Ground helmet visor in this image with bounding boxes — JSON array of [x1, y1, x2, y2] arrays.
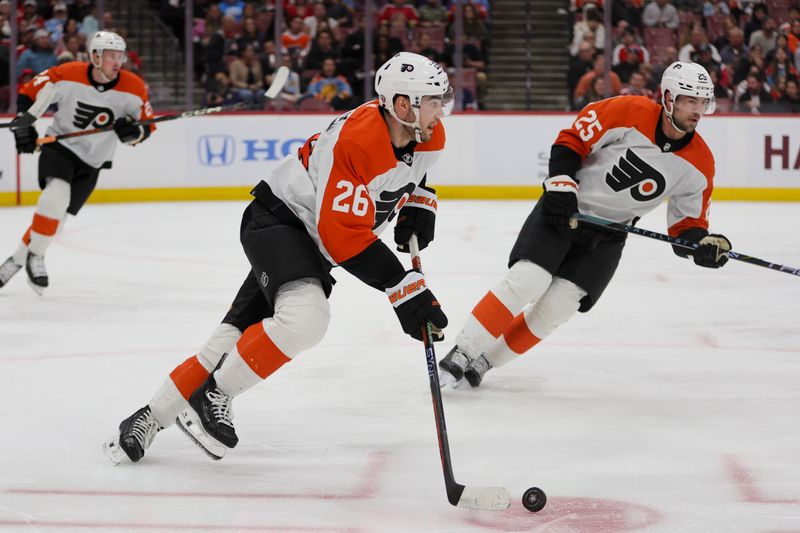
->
[[674, 94, 716, 115], [420, 86, 454, 117]]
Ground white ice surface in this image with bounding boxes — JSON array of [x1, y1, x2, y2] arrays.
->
[[0, 200, 798, 532]]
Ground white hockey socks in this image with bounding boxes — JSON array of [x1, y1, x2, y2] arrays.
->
[[455, 260, 552, 358], [484, 277, 586, 368], [26, 178, 70, 256], [215, 278, 330, 397], [148, 323, 241, 428]]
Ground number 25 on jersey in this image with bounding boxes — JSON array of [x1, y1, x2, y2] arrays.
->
[[574, 109, 603, 142], [332, 180, 370, 217]]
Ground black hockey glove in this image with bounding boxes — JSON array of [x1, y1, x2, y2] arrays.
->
[[10, 112, 38, 154], [394, 185, 437, 253], [113, 116, 146, 144], [541, 175, 579, 230], [692, 234, 732, 268], [385, 269, 448, 342]]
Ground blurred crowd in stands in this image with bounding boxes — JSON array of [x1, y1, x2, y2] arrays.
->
[[568, 0, 800, 113], [159, 0, 492, 111]]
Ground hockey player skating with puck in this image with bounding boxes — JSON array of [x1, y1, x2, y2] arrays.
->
[[439, 61, 733, 388], [104, 52, 452, 464], [0, 31, 154, 295]]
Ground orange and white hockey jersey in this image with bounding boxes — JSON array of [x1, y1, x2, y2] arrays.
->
[[265, 99, 445, 266], [554, 95, 714, 237], [19, 62, 154, 169]]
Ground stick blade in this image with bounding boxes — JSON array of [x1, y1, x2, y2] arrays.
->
[[456, 486, 511, 511], [265, 66, 290, 99]]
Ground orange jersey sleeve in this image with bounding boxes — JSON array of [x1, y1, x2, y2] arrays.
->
[[115, 70, 156, 131]]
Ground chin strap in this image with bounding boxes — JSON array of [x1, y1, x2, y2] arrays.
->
[[389, 107, 423, 143], [664, 94, 688, 135]]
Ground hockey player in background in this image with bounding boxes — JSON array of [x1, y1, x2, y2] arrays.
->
[[439, 61, 733, 388], [0, 31, 154, 294], [104, 52, 452, 464]]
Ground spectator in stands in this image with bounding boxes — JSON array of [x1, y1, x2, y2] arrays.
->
[[69, 0, 93, 22], [410, 31, 439, 60], [327, 0, 353, 27], [15, 24, 37, 57], [574, 53, 622, 100], [55, 19, 82, 55], [788, 20, 800, 58], [282, 15, 312, 58], [707, 66, 732, 99], [374, 28, 404, 65], [573, 74, 607, 109], [735, 70, 773, 113], [621, 70, 654, 97], [18, 67, 34, 85], [218, 0, 246, 23], [45, 2, 68, 44], [102, 11, 118, 33], [19, 0, 44, 30], [643, 0, 679, 29], [749, 17, 778, 56], [775, 77, 800, 112], [17, 28, 57, 76], [733, 43, 765, 84], [207, 70, 244, 106], [377, 0, 420, 27], [569, 41, 596, 98], [81, 3, 99, 35], [56, 34, 87, 64], [744, 3, 767, 45], [720, 27, 748, 67], [679, 26, 721, 63], [765, 46, 798, 86], [202, 4, 224, 37], [711, 16, 737, 51], [449, 3, 488, 45], [0, 12, 9, 40], [305, 29, 340, 70], [703, 0, 729, 17], [612, 28, 651, 65], [570, 6, 605, 56], [419, 0, 448, 25], [238, 16, 266, 55], [612, 0, 644, 32], [304, 2, 338, 38], [306, 56, 353, 110], [613, 42, 647, 83], [229, 43, 265, 105], [276, 54, 302, 105], [207, 16, 242, 75]]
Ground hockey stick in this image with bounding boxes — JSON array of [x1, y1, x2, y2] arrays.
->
[[573, 213, 800, 278], [34, 66, 290, 146], [409, 234, 512, 511]]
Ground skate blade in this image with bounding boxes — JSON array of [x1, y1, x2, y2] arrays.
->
[[102, 436, 128, 466], [438, 370, 464, 390], [26, 279, 45, 296], [176, 409, 227, 461]]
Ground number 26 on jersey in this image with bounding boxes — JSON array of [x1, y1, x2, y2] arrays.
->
[[331, 180, 370, 216]]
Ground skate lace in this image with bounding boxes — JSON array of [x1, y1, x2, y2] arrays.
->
[[0, 258, 21, 281], [207, 389, 235, 428], [27, 254, 47, 278], [131, 410, 160, 449]]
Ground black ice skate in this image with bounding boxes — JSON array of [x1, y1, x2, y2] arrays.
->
[[103, 406, 162, 465], [177, 374, 237, 460], [438, 346, 471, 387], [464, 355, 492, 387], [0, 257, 22, 288], [25, 253, 48, 294]]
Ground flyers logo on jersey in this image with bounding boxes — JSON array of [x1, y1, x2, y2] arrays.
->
[[388, 278, 426, 304], [605, 149, 666, 202], [73, 101, 115, 129]]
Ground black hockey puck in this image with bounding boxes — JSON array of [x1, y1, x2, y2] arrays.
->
[[522, 487, 547, 512]]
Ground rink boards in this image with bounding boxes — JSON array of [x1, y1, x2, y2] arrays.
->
[[1, 111, 798, 205]]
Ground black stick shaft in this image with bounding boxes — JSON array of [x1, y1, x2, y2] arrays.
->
[[574, 213, 800, 278]]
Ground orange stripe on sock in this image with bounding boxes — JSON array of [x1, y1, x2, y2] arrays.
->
[[22, 227, 32, 246], [236, 322, 291, 379], [169, 355, 210, 400], [502, 313, 542, 355], [31, 213, 59, 236], [471, 291, 514, 338]]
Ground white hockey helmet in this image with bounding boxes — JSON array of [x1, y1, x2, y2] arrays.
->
[[660, 61, 716, 125], [375, 52, 453, 141], [89, 31, 127, 67]]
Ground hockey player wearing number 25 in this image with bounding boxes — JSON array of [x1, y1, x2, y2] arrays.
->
[[440, 61, 734, 388], [0, 31, 155, 295], [103, 52, 453, 464]]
